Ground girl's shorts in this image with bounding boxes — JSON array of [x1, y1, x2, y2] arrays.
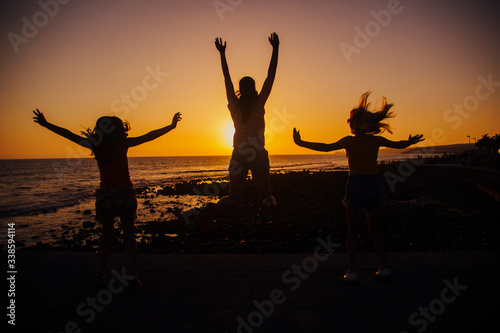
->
[[95, 187, 137, 220], [228, 147, 270, 176], [344, 174, 385, 212]]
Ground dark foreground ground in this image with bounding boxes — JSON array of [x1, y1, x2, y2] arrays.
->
[[9, 163, 500, 332], [12, 251, 500, 333]]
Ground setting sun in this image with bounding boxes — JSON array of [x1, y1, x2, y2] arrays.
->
[[1, 0, 499, 159], [223, 121, 235, 150]]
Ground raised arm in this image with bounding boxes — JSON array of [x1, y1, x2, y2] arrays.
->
[[33, 109, 91, 148], [126, 112, 182, 147], [378, 134, 424, 149], [293, 128, 346, 152], [215, 37, 236, 103], [259, 32, 279, 105]]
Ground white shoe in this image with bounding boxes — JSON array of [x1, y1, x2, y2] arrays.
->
[[375, 268, 391, 279], [343, 272, 358, 283]]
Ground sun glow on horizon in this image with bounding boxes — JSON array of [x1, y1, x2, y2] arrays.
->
[[222, 121, 235, 150], [0, 0, 499, 159]]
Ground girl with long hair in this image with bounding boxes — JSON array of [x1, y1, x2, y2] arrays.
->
[[293, 92, 424, 282], [33, 109, 181, 288], [202, 33, 284, 234]]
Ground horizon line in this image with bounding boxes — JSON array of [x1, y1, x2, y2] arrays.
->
[[0, 142, 472, 161]]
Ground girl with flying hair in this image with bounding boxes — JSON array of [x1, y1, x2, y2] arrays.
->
[[293, 91, 424, 282], [33, 109, 181, 288]]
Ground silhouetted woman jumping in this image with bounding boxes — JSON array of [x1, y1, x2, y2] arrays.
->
[[293, 92, 424, 282], [33, 109, 181, 289], [202, 33, 284, 234]]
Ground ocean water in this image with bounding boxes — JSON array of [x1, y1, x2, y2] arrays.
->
[[0, 154, 420, 247]]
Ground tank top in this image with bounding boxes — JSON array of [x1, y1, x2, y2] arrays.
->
[[228, 98, 265, 149], [343, 135, 380, 175], [96, 155, 133, 189]]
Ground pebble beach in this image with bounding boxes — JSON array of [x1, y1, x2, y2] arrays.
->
[[18, 162, 500, 254]]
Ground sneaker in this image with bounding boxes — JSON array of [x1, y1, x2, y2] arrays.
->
[[375, 267, 391, 279], [130, 276, 142, 288], [343, 272, 358, 283]]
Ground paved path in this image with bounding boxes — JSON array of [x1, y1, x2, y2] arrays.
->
[[12, 251, 500, 333]]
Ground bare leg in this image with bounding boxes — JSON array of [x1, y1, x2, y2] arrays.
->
[[252, 170, 284, 234], [346, 205, 362, 273], [200, 172, 247, 232], [367, 209, 388, 269], [121, 217, 137, 277], [96, 216, 115, 278], [215, 171, 247, 214]]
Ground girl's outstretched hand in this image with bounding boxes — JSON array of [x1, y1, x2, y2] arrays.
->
[[215, 38, 226, 53], [409, 134, 425, 144], [269, 32, 279, 48], [33, 109, 48, 127], [293, 128, 303, 146], [171, 112, 182, 128]]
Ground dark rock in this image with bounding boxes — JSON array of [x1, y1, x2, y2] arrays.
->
[[82, 221, 95, 229]]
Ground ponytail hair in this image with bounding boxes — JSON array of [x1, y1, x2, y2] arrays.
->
[[236, 76, 258, 123], [348, 91, 395, 135]]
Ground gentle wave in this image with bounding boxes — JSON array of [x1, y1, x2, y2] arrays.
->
[[0, 154, 424, 220], [0, 197, 87, 218]]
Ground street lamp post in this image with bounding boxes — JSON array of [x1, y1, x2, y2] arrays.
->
[[467, 135, 470, 151]]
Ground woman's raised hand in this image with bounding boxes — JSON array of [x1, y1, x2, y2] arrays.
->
[[33, 109, 48, 127], [171, 112, 182, 128], [215, 37, 226, 53], [409, 134, 425, 144], [269, 32, 279, 48], [293, 128, 303, 146]]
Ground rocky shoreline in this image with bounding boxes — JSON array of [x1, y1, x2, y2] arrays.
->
[[20, 162, 500, 254]]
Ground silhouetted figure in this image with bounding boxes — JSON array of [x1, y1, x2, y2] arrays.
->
[[202, 33, 284, 234], [293, 92, 424, 282], [33, 109, 181, 288]]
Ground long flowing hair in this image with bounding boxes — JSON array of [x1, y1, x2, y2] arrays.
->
[[348, 91, 395, 135], [82, 116, 130, 161], [236, 76, 258, 123]]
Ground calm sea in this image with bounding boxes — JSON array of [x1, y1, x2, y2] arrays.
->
[[0, 154, 420, 247]]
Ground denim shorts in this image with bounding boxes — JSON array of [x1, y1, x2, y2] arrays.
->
[[95, 187, 137, 220], [228, 147, 270, 176], [344, 174, 385, 212]]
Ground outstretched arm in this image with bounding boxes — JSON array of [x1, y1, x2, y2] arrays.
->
[[259, 32, 279, 105], [126, 112, 182, 147], [33, 109, 91, 148], [293, 128, 346, 152], [378, 134, 425, 149], [215, 37, 236, 103]]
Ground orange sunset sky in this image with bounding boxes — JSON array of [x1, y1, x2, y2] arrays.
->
[[1, 0, 499, 159]]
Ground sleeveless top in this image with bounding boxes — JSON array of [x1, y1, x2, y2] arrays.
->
[[96, 155, 133, 189], [228, 98, 265, 150], [341, 135, 380, 175]]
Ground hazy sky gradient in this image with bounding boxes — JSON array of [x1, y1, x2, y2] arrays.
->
[[1, 0, 499, 159]]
